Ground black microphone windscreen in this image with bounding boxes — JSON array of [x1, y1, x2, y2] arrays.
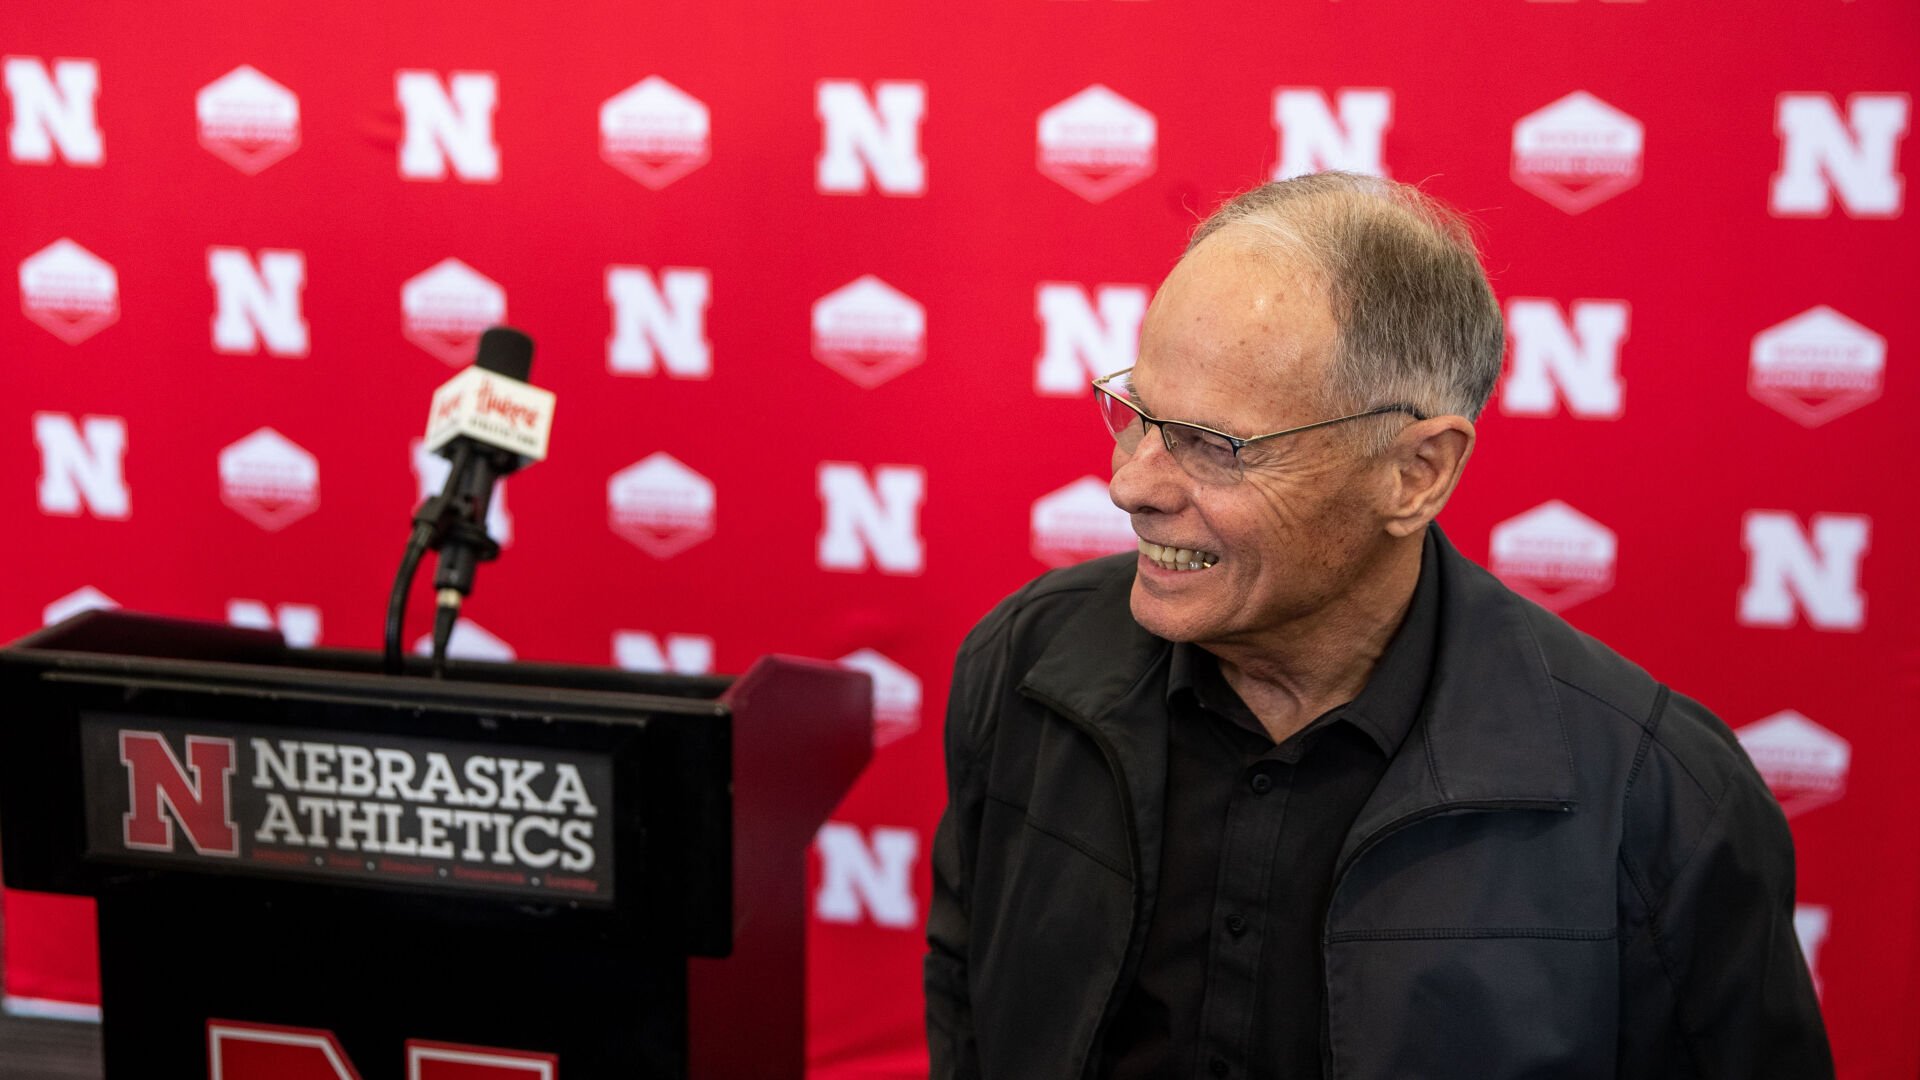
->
[[475, 326, 535, 381]]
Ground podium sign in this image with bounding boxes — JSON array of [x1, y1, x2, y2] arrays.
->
[[81, 715, 618, 904]]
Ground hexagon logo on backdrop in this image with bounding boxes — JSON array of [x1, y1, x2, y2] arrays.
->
[[414, 618, 515, 662], [1488, 499, 1617, 611], [837, 648, 923, 750], [1511, 91, 1644, 214], [1030, 476, 1136, 568], [219, 427, 320, 531], [19, 238, 119, 344], [1795, 904, 1831, 998], [1037, 85, 1157, 203], [607, 452, 716, 557], [196, 65, 300, 175], [600, 76, 711, 189], [401, 257, 506, 366], [1749, 306, 1885, 428], [43, 585, 117, 627], [1736, 710, 1850, 818], [811, 275, 926, 388]]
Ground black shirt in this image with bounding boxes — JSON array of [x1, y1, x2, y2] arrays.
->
[[1102, 537, 1440, 1080]]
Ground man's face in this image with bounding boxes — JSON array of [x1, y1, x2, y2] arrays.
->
[[1110, 232, 1391, 649]]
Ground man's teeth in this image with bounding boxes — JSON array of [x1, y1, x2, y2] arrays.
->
[[1139, 540, 1219, 572]]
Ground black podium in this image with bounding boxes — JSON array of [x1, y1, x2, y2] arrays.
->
[[0, 611, 872, 1079]]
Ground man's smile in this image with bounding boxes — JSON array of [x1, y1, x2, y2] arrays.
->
[[1138, 539, 1219, 572]]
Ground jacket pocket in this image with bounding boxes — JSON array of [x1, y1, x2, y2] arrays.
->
[[1323, 932, 1618, 1080]]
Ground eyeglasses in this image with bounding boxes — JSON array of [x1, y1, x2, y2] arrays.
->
[[1091, 367, 1428, 485]]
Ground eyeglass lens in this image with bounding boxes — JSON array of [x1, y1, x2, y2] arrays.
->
[[1097, 380, 1243, 483]]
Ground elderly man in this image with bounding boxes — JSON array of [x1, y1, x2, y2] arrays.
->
[[925, 173, 1831, 1079]]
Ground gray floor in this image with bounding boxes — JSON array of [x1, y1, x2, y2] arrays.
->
[[0, 1013, 101, 1080], [0, 900, 103, 1080]]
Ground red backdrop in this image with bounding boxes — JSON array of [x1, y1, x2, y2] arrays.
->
[[3, 0, 1915, 1075]]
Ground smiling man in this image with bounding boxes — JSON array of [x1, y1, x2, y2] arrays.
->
[[925, 173, 1831, 1080]]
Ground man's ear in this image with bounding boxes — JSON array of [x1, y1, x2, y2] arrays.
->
[[1382, 416, 1475, 538]]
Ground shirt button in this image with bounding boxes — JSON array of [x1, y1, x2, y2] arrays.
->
[[1209, 1058, 1230, 1078], [1226, 913, 1247, 936], [1249, 771, 1274, 795]]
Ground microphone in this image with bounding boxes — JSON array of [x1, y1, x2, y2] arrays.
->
[[384, 326, 556, 676]]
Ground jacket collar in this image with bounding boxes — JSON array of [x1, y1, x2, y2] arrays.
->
[[1337, 526, 1577, 869], [1017, 525, 1576, 863]]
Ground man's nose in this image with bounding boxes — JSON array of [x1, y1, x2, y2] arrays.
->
[[1109, 425, 1187, 516]]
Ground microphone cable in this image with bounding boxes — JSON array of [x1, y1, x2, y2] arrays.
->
[[382, 519, 434, 676]]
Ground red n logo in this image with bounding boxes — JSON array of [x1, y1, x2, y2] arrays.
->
[[119, 730, 239, 856], [207, 1021, 558, 1077]]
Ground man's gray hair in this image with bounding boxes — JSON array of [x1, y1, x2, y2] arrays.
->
[[1185, 172, 1504, 452]]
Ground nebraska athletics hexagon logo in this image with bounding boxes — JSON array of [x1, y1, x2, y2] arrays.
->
[[43, 585, 117, 627], [401, 258, 506, 366], [837, 648, 922, 750], [1037, 85, 1156, 203], [196, 65, 300, 175], [600, 76, 710, 189], [218, 427, 320, 531], [1735, 710, 1849, 818], [20, 238, 119, 344], [1749, 306, 1885, 428], [812, 276, 926, 388], [1511, 91, 1643, 214], [413, 618, 516, 662], [607, 452, 716, 558], [1489, 500, 1616, 612], [1030, 476, 1136, 568]]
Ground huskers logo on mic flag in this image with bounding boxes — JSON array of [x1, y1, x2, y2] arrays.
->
[[80, 715, 616, 903]]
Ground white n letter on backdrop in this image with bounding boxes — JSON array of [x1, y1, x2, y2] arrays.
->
[[397, 70, 499, 181], [817, 463, 926, 574], [1273, 87, 1391, 180], [1500, 299, 1630, 418], [1771, 93, 1909, 218], [1034, 283, 1148, 396], [816, 80, 927, 195], [35, 412, 128, 519], [1738, 512, 1869, 630], [209, 247, 310, 357], [5, 57, 102, 165], [612, 631, 715, 675], [607, 266, 712, 378], [227, 601, 322, 648], [814, 822, 920, 928]]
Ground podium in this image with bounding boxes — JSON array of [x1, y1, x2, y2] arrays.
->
[[0, 611, 872, 1079]]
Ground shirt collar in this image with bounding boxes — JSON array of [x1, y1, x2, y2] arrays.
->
[[1163, 528, 1441, 757]]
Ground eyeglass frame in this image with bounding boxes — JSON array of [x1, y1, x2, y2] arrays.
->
[[1090, 366, 1431, 476]]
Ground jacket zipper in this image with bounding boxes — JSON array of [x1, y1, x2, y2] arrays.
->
[[1050, 707, 1145, 1080], [1318, 797, 1574, 1078]]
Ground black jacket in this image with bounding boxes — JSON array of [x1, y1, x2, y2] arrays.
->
[[925, 529, 1832, 1079]]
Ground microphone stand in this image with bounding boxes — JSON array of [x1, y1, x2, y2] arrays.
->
[[383, 441, 508, 678]]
